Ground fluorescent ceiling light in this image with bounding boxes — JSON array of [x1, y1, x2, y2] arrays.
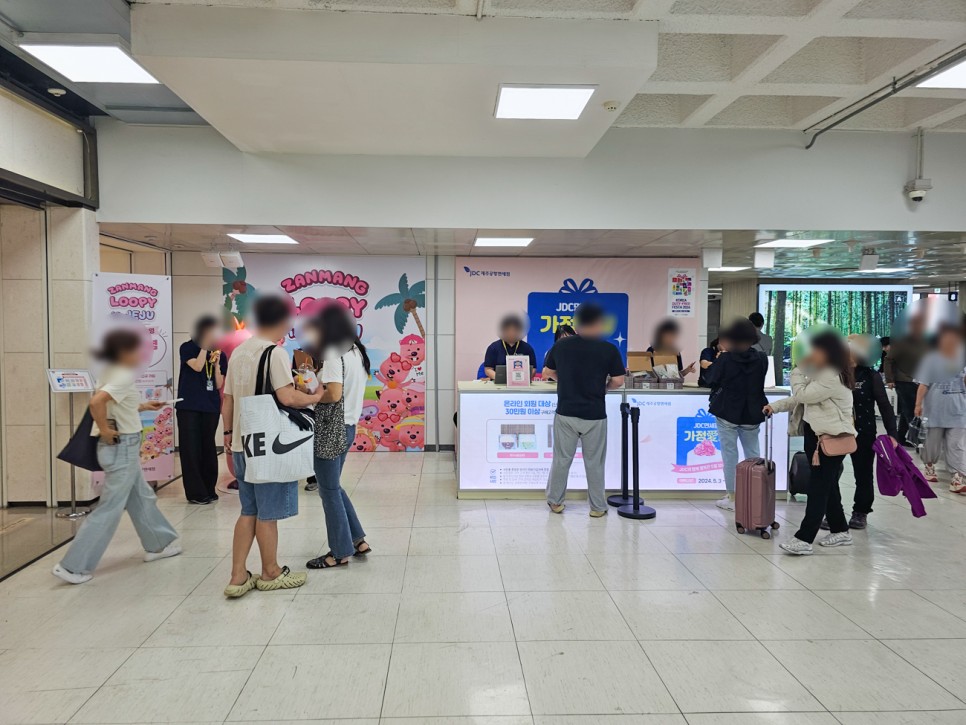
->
[[20, 44, 158, 84], [708, 267, 750, 272], [495, 85, 596, 120], [475, 237, 534, 248], [918, 58, 966, 89], [755, 238, 833, 249], [228, 234, 298, 245], [857, 268, 911, 274]]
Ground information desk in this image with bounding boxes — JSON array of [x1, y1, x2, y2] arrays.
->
[[457, 381, 790, 497]]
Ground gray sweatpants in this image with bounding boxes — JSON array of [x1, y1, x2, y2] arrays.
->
[[922, 427, 966, 475], [546, 414, 608, 512]]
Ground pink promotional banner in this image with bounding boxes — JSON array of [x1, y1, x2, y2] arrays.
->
[[91, 273, 175, 481], [455, 257, 700, 382]]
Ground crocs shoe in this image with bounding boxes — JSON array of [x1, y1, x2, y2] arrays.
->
[[223, 571, 257, 599], [255, 566, 307, 591]]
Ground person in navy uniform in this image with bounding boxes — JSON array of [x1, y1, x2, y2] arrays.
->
[[484, 314, 537, 380]]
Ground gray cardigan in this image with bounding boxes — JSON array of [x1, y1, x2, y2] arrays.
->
[[770, 366, 856, 437]]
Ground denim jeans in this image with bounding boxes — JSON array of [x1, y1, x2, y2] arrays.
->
[[61, 434, 178, 575], [314, 424, 365, 560], [715, 417, 761, 494]]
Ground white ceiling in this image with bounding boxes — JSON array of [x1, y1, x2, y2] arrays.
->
[[98, 222, 966, 284], [131, 0, 966, 144]]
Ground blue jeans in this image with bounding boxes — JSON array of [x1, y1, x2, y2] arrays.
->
[[61, 435, 178, 575], [716, 417, 761, 494], [314, 424, 365, 560], [233, 452, 299, 521]]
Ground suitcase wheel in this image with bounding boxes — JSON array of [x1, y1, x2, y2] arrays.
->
[[760, 529, 771, 540], [735, 524, 746, 534], [771, 521, 780, 530]]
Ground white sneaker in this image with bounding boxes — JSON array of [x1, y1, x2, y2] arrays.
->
[[779, 538, 813, 556], [819, 531, 853, 548], [949, 472, 965, 494], [715, 494, 735, 511], [144, 541, 183, 563], [52, 564, 92, 585]]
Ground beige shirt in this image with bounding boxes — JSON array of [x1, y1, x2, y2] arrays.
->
[[92, 365, 142, 435], [224, 336, 294, 452]]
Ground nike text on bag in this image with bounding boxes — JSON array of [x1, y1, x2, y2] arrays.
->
[[238, 346, 315, 484]]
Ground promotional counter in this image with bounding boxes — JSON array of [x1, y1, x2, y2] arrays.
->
[[456, 381, 790, 498]]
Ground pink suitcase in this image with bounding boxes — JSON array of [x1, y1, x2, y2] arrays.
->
[[733, 417, 780, 539]]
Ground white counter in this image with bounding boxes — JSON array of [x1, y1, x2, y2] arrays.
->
[[457, 381, 790, 497]]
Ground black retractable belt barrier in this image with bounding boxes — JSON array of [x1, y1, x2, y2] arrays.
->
[[618, 406, 657, 520], [608, 402, 643, 507]]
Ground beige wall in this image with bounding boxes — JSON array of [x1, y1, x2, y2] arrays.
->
[[720, 279, 759, 328]]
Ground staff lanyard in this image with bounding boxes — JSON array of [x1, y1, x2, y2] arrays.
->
[[204, 358, 214, 381], [502, 340, 520, 356]]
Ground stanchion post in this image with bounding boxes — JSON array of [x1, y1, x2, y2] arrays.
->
[[56, 391, 91, 520], [618, 406, 656, 520], [608, 402, 642, 508]]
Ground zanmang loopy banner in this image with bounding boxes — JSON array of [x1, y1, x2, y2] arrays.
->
[[236, 256, 427, 453], [527, 277, 629, 368], [92, 273, 175, 481]]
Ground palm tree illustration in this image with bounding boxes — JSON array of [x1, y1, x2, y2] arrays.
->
[[376, 274, 426, 337]]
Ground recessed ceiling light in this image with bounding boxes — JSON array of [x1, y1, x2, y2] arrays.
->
[[228, 234, 298, 245], [857, 268, 911, 274], [918, 58, 966, 89], [707, 267, 750, 272], [475, 237, 534, 248], [754, 239, 833, 249], [495, 85, 596, 120], [20, 44, 158, 84]]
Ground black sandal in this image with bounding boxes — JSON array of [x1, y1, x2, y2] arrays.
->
[[306, 553, 349, 569], [353, 541, 372, 557]]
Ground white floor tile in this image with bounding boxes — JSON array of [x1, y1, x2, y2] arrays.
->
[[72, 645, 263, 723], [0, 646, 133, 693], [534, 717, 686, 725], [764, 639, 964, 712], [815, 590, 966, 639], [299, 555, 407, 594], [610, 590, 752, 641], [145, 593, 295, 647], [394, 592, 514, 643], [714, 590, 869, 640], [382, 642, 530, 717], [229, 644, 391, 720], [271, 593, 400, 644], [507, 590, 634, 641], [404, 555, 504, 593], [409, 526, 496, 555], [650, 526, 757, 554], [518, 640, 677, 715], [412, 504, 490, 528], [587, 553, 705, 591], [882, 638, 966, 697], [914, 590, 966, 621], [684, 715, 839, 725], [676, 554, 805, 591], [643, 640, 823, 713], [2, 688, 94, 724], [834, 713, 966, 724], [499, 554, 603, 591]]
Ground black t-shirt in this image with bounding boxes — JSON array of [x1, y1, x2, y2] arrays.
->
[[484, 339, 537, 371], [544, 335, 625, 420], [176, 340, 227, 414]]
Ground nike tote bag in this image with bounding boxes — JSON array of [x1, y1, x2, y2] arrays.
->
[[238, 346, 316, 484]]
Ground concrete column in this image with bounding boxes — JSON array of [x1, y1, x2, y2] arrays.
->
[[0, 205, 51, 504], [959, 282, 966, 315], [720, 279, 759, 327], [47, 207, 99, 502]]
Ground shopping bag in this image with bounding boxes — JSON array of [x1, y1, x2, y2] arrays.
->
[[238, 346, 315, 484], [57, 409, 102, 472]]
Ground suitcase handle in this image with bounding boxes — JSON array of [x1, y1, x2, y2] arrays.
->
[[764, 412, 773, 463]]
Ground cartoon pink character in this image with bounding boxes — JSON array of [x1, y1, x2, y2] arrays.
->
[[373, 410, 403, 439], [374, 353, 413, 389], [351, 430, 377, 452], [378, 388, 408, 415], [397, 422, 425, 449], [358, 403, 379, 431], [378, 427, 407, 452], [403, 388, 425, 415], [399, 334, 425, 366]]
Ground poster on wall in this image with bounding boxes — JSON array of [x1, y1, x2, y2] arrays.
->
[[455, 257, 701, 382], [234, 256, 426, 453], [92, 273, 174, 481], [667, 268, 696, 317], [458, 392, 623, 490]]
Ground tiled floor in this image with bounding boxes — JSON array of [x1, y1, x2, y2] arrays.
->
[[2, 450, 966, 724]]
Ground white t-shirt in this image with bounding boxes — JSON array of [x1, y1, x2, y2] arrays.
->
[[224, 336, 294, 452], [321, 345, 368, 425], [93, 365, 142, 435]]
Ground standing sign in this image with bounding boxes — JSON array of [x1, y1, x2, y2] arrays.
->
[[506, 355, 530, 387], [92, 273, 174, 481], [46, 369, 95, 393], [239, 255, 427, 452]]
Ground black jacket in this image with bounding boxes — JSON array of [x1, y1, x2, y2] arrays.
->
[[853, 365, 898, 439], [706, 349, 769, 425]]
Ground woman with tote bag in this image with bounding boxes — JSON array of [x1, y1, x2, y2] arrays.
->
[[53, 329, 181, 584], [305, 304, 373, 569]]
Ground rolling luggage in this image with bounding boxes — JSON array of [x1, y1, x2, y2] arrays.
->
[[788, 450, 810, 497], [734, 416, 780, 539]]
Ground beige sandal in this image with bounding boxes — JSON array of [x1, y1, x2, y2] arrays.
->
[[223, 571, 257, 598]]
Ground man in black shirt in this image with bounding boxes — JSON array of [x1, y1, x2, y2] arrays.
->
[[484, 314, 537, 380], [543, 303, 626, 516]]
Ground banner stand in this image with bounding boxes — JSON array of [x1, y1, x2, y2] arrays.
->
[[618, 407, 657, 521], [608, 402, 642, 508]]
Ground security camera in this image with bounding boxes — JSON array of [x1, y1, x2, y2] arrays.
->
[[904, 178, 932, 203]]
